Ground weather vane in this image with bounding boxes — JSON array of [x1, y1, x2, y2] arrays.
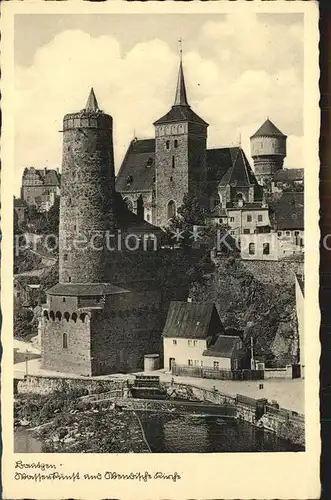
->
[[178, 38, 183, 59]]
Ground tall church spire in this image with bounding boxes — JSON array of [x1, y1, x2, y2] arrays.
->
[[85, 87, 99, 112], [174, 39, 189, 107]]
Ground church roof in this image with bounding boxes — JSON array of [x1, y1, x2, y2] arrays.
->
[[174, 60, 189, 106], [153, 105, 209, 126], [115, 139, 155, 193], [251, 118, 287, 138], [44, 169, 60, 186], [162, 301, 223, 339], [218, 148, 260, 188]]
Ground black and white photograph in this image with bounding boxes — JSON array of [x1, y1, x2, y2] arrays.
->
[[2, 1, 320, 499]]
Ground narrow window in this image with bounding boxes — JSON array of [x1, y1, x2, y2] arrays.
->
[[219, 218, 223, 224], [173, 339, 177, 345], [62, 297, 66, 302], [249, 242, 255, 255], [166, 140, 170, 150], [213, 361, 219, 370], [263, 243, 270, 255], [188, 359, 193, 366], [193, 340, 198, 347], [170, 176, 173, 182], [68, 277, 71, 283], [63, 332, 68, 349], [188, 340, 192, 347], [174, 140, 178, 149], [258, 215, 263, 222], [247, 215, 252, 222], [167, 200, 176, 219], [230, 217, 235, 222], [63, 254, 68, 262], [277, 231, 282, 237], [172, 156, 175, 169]]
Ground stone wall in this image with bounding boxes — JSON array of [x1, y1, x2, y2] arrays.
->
[[264, 366, 292, 379], [17, 374, 126, 396], [258, 412, 305, 447], [41, 309, 92, 376], [90, 289, 163, 375], [240, 259, 304, 285]]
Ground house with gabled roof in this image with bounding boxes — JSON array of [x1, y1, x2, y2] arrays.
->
[[162, 300, 250, 373]]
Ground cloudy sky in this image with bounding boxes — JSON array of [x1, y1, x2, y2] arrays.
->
[[14, 13, 304, 194]]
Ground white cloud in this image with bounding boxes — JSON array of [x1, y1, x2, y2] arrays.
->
[[14, 14, 304, 195]]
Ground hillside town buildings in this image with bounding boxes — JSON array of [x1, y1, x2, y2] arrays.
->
[[21, 167, 61, 211]]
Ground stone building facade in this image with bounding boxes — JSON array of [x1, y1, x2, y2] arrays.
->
[[41, 89, 164, 376]]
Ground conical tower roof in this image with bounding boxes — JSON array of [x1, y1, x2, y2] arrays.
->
[[251, 118, 286, 138], [174, 60, 189, 106], [84, 87, 99, 112]]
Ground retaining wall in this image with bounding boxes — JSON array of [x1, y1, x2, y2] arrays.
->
[[16, 374, 127, 396]]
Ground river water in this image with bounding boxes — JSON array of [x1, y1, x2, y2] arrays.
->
[[14, 413, 303, 453]]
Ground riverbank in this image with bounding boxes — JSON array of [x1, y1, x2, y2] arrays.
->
[[14, 392, 149, 453]]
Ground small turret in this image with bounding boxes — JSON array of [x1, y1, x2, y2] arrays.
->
[[250, 118, 287, 187]]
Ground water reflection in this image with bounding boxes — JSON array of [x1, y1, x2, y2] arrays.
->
[[138, 413, 304, 453]]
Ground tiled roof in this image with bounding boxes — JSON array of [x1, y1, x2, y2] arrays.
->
[[251, 118, 287, 138], [154, 105, 208, 126], [219, 148, 260, 188], [273, 168, 304, 182], [115, 139, 155, 193], [203, 335, 242, 358], [162, 301, 223, 339], [44, 169, 60, 186], [47, 282, 130, 296], [270, 192, 304, 230]]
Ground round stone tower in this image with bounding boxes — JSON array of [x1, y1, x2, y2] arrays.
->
[[59, 88, 116, 283], [250, 118, 287, 187]]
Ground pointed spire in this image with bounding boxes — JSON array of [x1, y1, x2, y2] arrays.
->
[[174, 39, 189, 107], [85, 87, 99, 112]]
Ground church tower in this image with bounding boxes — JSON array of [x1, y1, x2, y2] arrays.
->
[[250, 118, 287, 187], [154, 50, 209, 226]]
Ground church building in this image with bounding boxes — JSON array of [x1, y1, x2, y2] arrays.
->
[[116, 53, 263, 227]]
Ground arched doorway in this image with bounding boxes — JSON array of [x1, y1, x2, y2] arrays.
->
[[167, 200, 176, 220]]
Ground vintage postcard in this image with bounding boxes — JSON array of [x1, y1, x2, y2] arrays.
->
[[1, 1, 320, 499]]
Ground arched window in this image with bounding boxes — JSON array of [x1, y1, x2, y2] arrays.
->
[[80, 313, 87, 323], [72, 312, 78, 323], [63, 332, 68, 349], [167, 200, 176, 220], [50, 311, 55, 321], [166, 140, 170, 150], [137, 195, 144, 220], [43, 310, 49, 320], [123, 197, 133, 211], [55, 311, 62, 321], [64, 312, 70, 322], [249, 243, 255, 255]]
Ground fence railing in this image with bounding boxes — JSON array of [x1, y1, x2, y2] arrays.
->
[[172, 364, 264, 381]]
